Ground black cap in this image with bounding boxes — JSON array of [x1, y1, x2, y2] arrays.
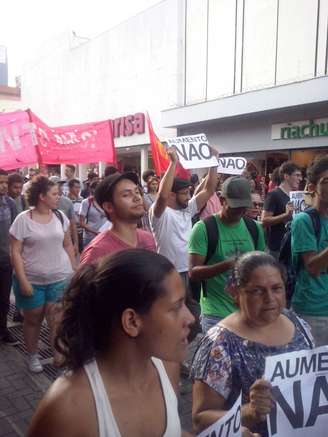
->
[[171, 177, 191, 193], [95, 172, 140, 206]]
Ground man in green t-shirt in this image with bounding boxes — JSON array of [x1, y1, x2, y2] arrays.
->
[[291, 156, 328, 346], [188, 176, 266, 333]]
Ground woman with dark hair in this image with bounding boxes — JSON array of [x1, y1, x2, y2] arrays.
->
[[79, 180, 107, 248], [191, 251, 314, 437], [10, 176, 75, 373], [28, 249, 194, 437], [142, 176, 159, 230]]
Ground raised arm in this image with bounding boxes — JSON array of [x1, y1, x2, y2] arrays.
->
[[152, 147, 178, 218], [194, 166, 218, 211]]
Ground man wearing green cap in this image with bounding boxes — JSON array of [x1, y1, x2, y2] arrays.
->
[[188, 176, 266, 333]]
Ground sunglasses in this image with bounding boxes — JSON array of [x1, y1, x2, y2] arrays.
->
[[252, 202, 264, 207]]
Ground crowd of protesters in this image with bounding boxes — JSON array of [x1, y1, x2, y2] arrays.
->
[[0, 151, 328, 436]]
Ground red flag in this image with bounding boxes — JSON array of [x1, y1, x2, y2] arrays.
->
[[146, 113, 190, 179]]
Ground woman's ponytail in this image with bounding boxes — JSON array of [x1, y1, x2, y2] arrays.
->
[[55, 263, 98, 371]]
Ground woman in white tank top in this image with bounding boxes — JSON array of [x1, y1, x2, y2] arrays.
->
[[27, 249, 195, 437]]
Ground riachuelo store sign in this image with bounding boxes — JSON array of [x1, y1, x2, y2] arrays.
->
[[272, 118, 328, 140]]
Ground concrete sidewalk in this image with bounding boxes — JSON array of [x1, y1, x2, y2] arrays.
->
[[0, 330, 196, 436], [0, 344, 50, 437]]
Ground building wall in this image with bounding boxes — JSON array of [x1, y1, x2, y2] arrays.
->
[[0, 96, 22, 112], [21, 0, 183, 148], [185, 0, 328, 105], [179, 104, 328, 155]]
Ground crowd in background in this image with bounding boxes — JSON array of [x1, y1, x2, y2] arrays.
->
[[0, 151, 328, 437]]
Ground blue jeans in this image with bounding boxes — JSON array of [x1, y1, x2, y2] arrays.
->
[[200, 314, 222, 334]]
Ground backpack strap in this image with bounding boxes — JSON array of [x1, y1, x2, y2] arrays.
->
[[53, 209, 64, 228], [200, 215, 219, 297], [243, 216, 259, 248], [203, 215, 219, 264], [85, 197, 93, 224], [304, 207, 321, 242], [21, 195, 27, 211]]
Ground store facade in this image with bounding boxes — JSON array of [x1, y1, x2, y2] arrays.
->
[[21, 0, 328, 178], [162, 0, 328, 175]]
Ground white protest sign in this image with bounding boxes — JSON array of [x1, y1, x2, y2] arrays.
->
[[166, 133, 218, 170], [217, 157, 247, 175], [264, 346, 328, 437], [290, 191, 306, 216], [197, 392, 242, 437]]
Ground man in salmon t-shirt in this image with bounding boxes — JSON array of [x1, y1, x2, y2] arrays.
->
[[80, 172, 155, 265]]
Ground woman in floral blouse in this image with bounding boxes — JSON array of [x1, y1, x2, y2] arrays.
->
[[191, 251, 314, 437]]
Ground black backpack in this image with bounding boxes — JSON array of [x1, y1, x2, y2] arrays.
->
[[278, 207, 321, 303], [190, 215, 259, 300]]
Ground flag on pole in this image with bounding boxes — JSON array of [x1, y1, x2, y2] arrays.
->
[[146, 113, 190, 179]]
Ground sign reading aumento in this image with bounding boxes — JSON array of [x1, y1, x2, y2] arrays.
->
[[272, 118, 328, 140]]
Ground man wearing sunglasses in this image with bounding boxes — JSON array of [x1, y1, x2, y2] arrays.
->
[[245, 192, 264, 221]]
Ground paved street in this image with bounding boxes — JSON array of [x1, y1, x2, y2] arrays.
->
[[0, 313, 196, 436]]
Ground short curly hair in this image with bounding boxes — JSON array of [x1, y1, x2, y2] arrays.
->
[[26, 176, 56, 207]]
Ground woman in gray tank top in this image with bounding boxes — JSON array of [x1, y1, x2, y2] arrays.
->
[[28, 249, 195, 437]]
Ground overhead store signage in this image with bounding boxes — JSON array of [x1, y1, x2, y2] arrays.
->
[[112, 112, 145, 138], [166, 133, 218, 169], [272, 118, 328, 140], [264, 346, 328, 436]]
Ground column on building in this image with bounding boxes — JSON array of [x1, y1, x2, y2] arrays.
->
[[140, 145, 149, 179], [78, 164, 88, 182], [98, 162, 106, 177]]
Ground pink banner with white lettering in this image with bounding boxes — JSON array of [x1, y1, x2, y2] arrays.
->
[[0, 110, 39, 170], [29, 111, 116, 165]]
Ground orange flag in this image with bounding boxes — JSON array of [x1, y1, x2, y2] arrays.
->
[[146, 113, 190, 179]]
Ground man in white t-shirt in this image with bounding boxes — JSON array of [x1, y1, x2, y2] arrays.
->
[[149, 147, 218, 339]]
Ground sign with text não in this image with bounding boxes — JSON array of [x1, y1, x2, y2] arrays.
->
[[166, 134, 218, 169], [265, 346, 328, 436]]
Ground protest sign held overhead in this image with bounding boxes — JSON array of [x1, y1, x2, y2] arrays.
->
[[146, 113, 190, 178], [217, 157, 247, 175], [166, 134, 218, 170], [197, 392, 242, 437], [264, 346, 328, 437], [290, 191, 306, 216]]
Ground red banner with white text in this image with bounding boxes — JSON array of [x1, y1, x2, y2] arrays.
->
[[0, 110, 39, 170], [29, 111, 116, 165]]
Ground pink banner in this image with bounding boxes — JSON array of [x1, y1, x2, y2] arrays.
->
[[29, 111, 116, 165], [0, 111, 39, 170]]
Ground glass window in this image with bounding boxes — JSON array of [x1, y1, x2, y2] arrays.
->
[[207, 0, 236, 99], [185, 0, 208, 104], [242, 0, 277, 91], [276, 0, 318, 84]]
